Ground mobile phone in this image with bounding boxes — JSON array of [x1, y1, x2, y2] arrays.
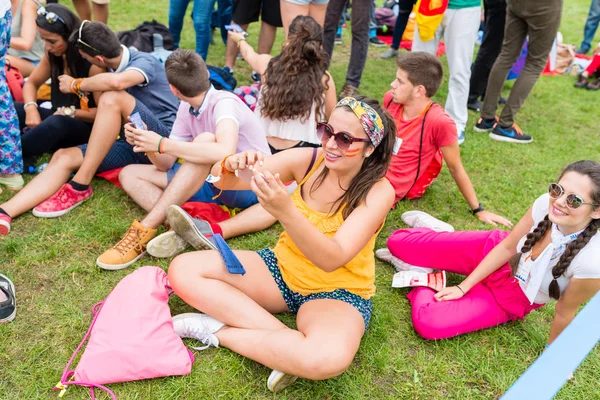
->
[[130, 112, 144, 130], [225, 24, 249, 37]]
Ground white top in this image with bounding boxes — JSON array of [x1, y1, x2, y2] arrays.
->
[[1, 0, 10, 19], [516, 193, 600, 304], [254, 87, 323, 145]]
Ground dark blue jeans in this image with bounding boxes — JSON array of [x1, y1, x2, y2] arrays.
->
[[169, 0, 220, 60], [580, 0, 600, 53], [391, 0, 417, 49]]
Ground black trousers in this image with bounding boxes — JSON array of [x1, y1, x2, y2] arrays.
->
[[468, 0, 507, 103], [15, 103, 93, 159]]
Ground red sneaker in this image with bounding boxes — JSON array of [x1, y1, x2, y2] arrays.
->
[[0, 214, 11, 235], [33, 183, 93, 218]]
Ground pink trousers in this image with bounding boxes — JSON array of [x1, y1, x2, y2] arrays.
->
[[387, 228, 544, 340]]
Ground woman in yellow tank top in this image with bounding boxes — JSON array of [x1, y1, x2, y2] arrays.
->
[[167, 96, 397, 392]]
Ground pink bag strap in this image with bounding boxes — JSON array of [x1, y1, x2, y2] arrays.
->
[[53, 301, 117, 400]]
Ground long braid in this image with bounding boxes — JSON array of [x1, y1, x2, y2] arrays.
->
[[509, 216, 552, 275], [548, 219, 600, 299]]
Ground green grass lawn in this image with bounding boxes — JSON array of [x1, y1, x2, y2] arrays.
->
[[1, 1, 599, 399]]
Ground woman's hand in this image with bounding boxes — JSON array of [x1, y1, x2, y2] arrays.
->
[[228, 30, 247, 46], [224, 151, 265, 173], [434, 286, 466, 302], [125, 124, 162, 153], [476, 210, 513, 228], [25, 106, 42, 129], [250, 170, 293, 218], [58, 74, 75, 94]]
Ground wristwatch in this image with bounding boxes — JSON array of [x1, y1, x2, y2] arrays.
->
[[63, 106, 76, 118], [471, 204, 485, 215]]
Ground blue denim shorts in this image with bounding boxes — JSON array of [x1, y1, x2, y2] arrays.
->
[[166, 162, 259, 209], [257, 248, 373, 330], [284, 0, 329, 4]]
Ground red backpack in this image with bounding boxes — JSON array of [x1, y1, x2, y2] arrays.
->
[[4, 62, 24, 102]]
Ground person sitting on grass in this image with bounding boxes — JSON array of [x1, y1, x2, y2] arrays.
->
[[148, 51, 511, 258], [385, 160, 600, 351], [96, 49, 271, 270], [0, 21, 179, 236], [166, 96, 396, 393], [229, 15, 336, 154], [13, 4, 103, 169], [575, 42, 600, 90]]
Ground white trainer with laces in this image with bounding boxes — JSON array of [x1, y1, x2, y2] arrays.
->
[[172, 313, 225, 350], [147, 231, 188, 258], [375, 248, 434, 274], [267, 370, 298, 393], [401, 211, 454, 232]]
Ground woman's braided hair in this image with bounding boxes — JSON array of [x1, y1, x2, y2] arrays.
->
[[509, 160, 600, 300]]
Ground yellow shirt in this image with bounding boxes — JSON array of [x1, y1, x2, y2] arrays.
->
[[273, 156, 381, 299]]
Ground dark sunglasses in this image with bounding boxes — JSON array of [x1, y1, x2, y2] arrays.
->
[[548, 183, 598, 210], [316, 122, 370, 151], [77, 20, 103, 54], [32, 0, 66, 25]]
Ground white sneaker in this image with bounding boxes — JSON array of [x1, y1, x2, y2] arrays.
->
[[147, 231, 188, 258], [267, 370, 298, 393], [172, 313, 225, 350], [375, 248, 434, 274], [401, 211, 454, 232]]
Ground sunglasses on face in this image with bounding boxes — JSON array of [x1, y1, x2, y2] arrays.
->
[[78, 20, 103, 55], [32, 0, 66, 25], [548, 183, 598, 210], [316, 122, 370, 151]]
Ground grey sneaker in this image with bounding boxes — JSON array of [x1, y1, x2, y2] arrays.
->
[[375, 248, 433, 274], [0, 274, 16, 323], [173, 313, 225, 350], [381, 48, 399, 59], [267, 370, 298, 393], [401, 210, 454, 232], [166, 205, 217, 251], [339, 83, 358, 100], [147, 231, 189, 258]]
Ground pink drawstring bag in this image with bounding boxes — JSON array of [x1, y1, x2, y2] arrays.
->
[[54, 266, 194, 399]]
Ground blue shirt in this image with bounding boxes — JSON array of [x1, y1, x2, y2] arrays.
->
[[113, 46, 179, 129]]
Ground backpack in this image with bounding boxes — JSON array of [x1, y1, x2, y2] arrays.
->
[[208, 65, 237, 92], [375, 8, 397, 34], [4, 62, 24, 102], [117, 20, 175, 53], [53, 267, 194, 399]]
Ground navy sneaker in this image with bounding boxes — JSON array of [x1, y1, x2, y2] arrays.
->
[[489, 123, 532, 144], [457, 130, 465, 145], [0, 274, 16, 323], [474, 117, 497, 132]]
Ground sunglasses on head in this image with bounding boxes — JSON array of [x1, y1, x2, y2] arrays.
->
[[548, 183, 598, 210], [32, 0, 66, 25], [77, 20, 103, 55], [316, 122, 370, 151]]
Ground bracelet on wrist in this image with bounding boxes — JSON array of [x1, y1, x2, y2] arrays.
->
[[455, 285, 465, 295], [237, 37, 246, 46], [471, 204, 485, 215], [157, 137, 164, 154], [24, 102, 38, 110]]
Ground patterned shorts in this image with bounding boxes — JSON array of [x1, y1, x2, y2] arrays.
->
[[256, 248, 373, 330]]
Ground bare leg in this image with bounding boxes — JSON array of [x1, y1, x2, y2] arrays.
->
[[71, 90, 136, 185], [308, 3, 328, 28], [140, 161, 209, 229], [1, 148, 83, 218], [168, 250, 364, 379], [5, 55, 36, 78], [92, 2, 109, 24], [279, 1, 309, 37], [257, 21, 277, 54], [119, 164, 168, 212], [219, 203, 278, 239], [71, 0, 92, 21], [225, 22, 249, 69]]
